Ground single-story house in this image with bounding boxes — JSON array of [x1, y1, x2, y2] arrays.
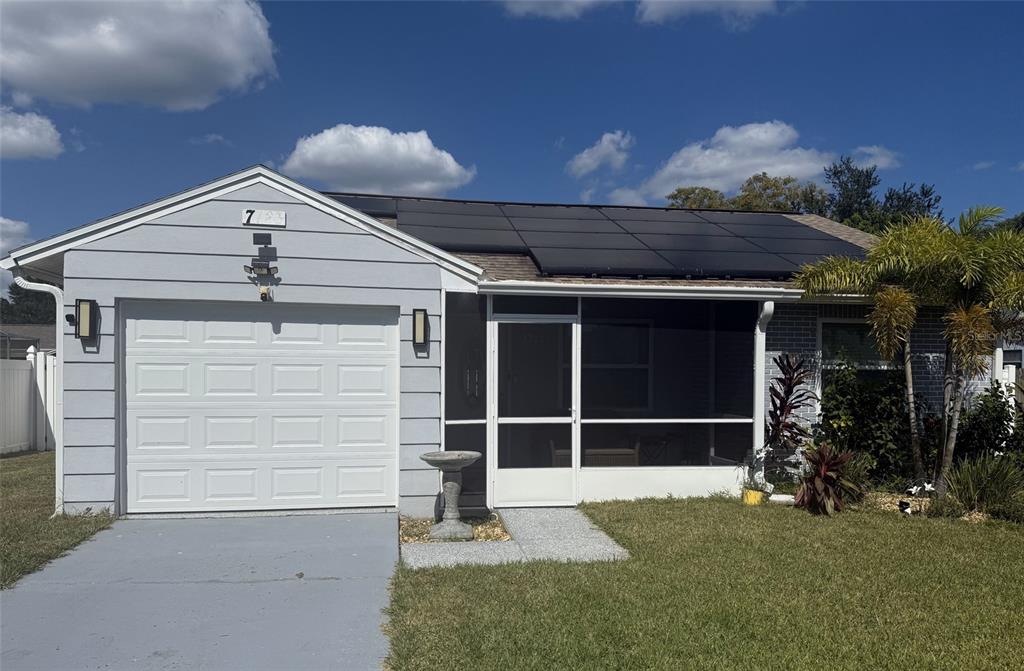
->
[[0, 166, 1001, 517]]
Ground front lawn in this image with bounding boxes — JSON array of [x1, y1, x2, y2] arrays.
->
[[387, 497, 1024, 670], [0, 451, 112, 588]]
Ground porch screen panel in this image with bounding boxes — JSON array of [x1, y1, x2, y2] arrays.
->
[[580, 298, 755, 467], [444, 293, 487, 421], [444, 293, 487, 500]]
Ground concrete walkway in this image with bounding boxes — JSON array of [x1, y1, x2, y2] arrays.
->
[[1, 513, 397, 671], [400, 508, 629, 569]]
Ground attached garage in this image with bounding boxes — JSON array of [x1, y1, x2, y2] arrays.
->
[[124, 301, 400, 512]]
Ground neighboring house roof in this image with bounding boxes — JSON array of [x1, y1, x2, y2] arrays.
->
[[328, 192, 872, 283], [0, 324, 57, 359]]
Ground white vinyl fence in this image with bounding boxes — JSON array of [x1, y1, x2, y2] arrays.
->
[[1, 346, 56, 455]]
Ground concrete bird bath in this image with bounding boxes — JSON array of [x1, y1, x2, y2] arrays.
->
[[419, 450, 482, 541]]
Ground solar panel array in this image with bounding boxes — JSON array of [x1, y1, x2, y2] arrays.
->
[[328, 195, 865, 279]]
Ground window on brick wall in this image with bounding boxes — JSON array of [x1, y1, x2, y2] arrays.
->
[[819, 320, 899, 390]]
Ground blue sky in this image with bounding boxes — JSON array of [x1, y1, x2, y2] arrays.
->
[[2, 0, 1023, 259]]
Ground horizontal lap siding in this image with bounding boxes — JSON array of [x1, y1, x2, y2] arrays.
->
[[61, 186, 447, 513]]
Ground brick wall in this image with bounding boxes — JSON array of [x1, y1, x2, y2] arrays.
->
[[765, 302, 951, 429]]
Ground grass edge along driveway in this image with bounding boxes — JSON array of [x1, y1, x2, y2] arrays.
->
[[386, 497, 1024, 671], [1, 451, 112, 588]]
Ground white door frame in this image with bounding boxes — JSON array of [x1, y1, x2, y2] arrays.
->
[[486, 302, 581, 508]]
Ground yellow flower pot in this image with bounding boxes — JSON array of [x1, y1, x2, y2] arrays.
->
[[742, 488, 767, 506]]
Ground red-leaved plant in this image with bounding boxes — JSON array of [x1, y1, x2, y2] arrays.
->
[[794, 443, 860, 515]]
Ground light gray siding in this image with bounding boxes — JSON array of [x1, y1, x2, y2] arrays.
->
[[60, 184, 450, 514]]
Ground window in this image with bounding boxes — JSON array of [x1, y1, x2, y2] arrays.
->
[[819, 321, 899, 390]]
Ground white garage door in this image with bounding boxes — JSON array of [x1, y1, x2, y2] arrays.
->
[[124, 301, 399, 513]]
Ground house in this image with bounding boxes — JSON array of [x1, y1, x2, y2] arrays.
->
[[2, 166, 977, 517], [0, 324, 57, 359]]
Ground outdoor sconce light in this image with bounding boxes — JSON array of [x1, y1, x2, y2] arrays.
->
[[412, 309, 428, 346], [244, 233, 279, 302], [74, 299, 98, 339]]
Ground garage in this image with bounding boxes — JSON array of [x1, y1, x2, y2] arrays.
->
[[124, 301, 399, 513]]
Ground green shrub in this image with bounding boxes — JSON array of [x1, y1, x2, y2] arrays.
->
[[943, 452, 1024, 515], [956, 383, 1016, 458], [817, 360, 921, 484], [927, 494, 966, 519]]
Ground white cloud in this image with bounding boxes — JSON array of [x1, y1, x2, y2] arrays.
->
[[613, 120, 832, 205], [503, 1, 610, 19], [282, 124, 476, 196], [607, 187, 646, 206], [0, 106, 63, 159], [971, 160, 995, 171], [1014, 161, 1024, 172], [1, 217, 32, 296], [566, 130, 634, 178], [579, 187, 596, 203], [189, 133, 231, 146], [636, 1, 778, 29], [852, 145, 901, 170], [0, 0, 275, 111]]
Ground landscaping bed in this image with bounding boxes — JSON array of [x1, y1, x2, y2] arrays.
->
[[0, 451, 112, 589], [387, 497, 1024, 670], [399, 513, 510, 543]]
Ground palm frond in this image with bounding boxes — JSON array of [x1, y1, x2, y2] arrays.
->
[[958, 206, 1005, 237], [868, 286, 917, 360], [944, 304, 996, 379], [794, 256, 874, 297]]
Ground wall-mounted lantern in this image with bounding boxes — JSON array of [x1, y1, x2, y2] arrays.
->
[[412, 309, 428, 346], [73, 299, 98, 339]]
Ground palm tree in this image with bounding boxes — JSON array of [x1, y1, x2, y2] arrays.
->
[[796, 207, 1024, 495]]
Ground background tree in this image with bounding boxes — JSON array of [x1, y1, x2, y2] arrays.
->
[[667, 174, 829, 214], [1, 282, 55, 324], [824, 156, 880, 223], [665, 186, 730, 210]]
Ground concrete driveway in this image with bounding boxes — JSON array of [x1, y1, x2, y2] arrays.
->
[[0, 512, 398, 671]]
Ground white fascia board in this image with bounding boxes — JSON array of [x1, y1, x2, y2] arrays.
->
[[478, 280, 805, 301], [0, 166, 484, 283]]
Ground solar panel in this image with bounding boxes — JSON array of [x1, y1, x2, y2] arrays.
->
[[745, 237, 865, 256], [331, 195, 397, 217], [397, 225, 526, 252], [509, 217, 622, 233], [600, 208, 707, 223], [659, 251, 797, 276], [715, 223, 835, 240], [501, 205, 606, 219], [366, 195, 867, 279], [612, 219, 724, 236], [519, 231, 645, 250], [398, 211, 513, 230], [696, 212, 804, 227], [638, 234, 763, 253], [397, 199, 505, 216], [532, 248, 675, 275]]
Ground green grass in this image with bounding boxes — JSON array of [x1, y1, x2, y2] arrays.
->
[[387, 498, 1024, 671], [1, 451, 112, 588]]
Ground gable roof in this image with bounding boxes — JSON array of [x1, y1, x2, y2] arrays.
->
[[0, 166, 483, 283], [327, 192, 873, 281]]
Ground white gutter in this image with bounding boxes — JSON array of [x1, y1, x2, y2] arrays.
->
[[752, 301, 775, 453], [13, 274, 64, 516], [478, 280, 804, 301]]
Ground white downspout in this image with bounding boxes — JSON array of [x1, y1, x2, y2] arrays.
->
[[13, 274, 64, 516], [752, 301, 775, 454]]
